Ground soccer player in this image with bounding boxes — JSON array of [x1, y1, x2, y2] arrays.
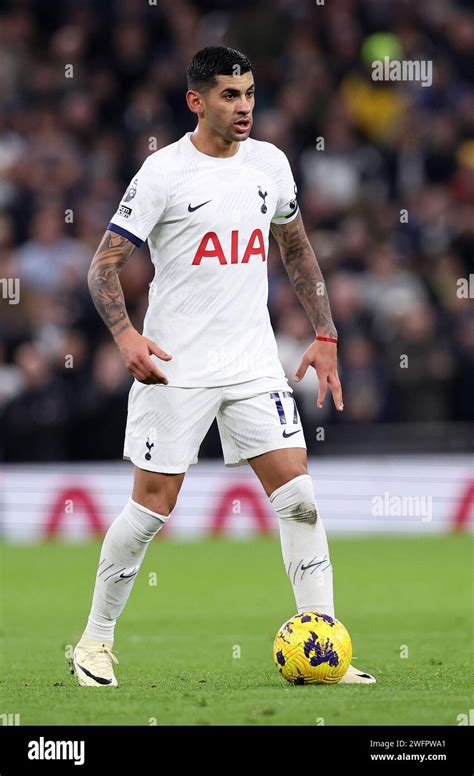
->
[[72, 46, 375, 686]]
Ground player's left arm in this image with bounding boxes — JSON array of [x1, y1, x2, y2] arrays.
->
[[271, 212, 343, 411]]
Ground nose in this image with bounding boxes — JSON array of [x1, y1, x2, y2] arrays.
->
[[237, 95, 252, 113]]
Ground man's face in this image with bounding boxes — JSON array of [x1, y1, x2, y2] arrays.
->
[[199, 72, 255, 142]]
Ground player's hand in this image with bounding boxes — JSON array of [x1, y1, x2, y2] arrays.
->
[[294, 338, 343, 411], [114, 327, 172, 385]]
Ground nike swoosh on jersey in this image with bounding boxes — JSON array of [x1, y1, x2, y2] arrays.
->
[[282, 429, 302, 438], [188, 200, 212, 212]]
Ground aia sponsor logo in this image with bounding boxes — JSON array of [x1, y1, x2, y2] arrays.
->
[[192, 229, 265, 265]]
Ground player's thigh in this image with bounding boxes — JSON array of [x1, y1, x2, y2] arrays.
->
[[125, 383, 221, 478], [132, 466, 185, 516], [248, 447, 308, 497], [218, 384, 308, 494]]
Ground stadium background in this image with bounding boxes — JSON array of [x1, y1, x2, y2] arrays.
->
[[0, 0, 472, 730]]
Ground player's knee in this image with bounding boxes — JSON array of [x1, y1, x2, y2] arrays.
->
[[132, 472, 183, 516], [131, 490, 176, 517], [142, 496, 175, 517], [269, 474, 318, 524], [133, 482, 182, 517]]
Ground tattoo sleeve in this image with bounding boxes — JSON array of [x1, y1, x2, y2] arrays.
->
[[270, 213, 337, 338], [87, 230, 136, 339]]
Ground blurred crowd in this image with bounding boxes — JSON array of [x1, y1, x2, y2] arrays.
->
[[0, 0, 473, 461]]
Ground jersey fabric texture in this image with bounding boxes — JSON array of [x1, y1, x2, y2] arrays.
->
[[108, 132, 299, 388]]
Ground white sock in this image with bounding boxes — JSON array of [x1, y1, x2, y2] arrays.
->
[[270, 474, 335, 618], [82, 498, 168, 643]]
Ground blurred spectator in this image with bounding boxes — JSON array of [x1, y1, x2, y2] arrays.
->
[[385, 304, 455, 422], [362, 244, 429, 342], [0, 342, 70, 461], [339, 335, 388, 423], [71, 342, 131, 461], [0, 340, 22, 410], [13, 205, 90, 293], [453, 315, 474, 421]]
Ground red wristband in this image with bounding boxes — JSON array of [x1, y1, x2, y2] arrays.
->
[[316, 335, 338, 343]]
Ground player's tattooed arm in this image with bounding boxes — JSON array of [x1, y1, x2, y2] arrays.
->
[[270, 213, 337, 339], [271, 213, 343, 411], [87, 230, 135, 340], [87, 229, 172, 384]]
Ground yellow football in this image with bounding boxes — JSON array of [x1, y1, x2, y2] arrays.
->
[[273, 611, 352, 684]]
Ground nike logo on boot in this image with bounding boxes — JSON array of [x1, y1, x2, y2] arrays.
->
[[77, 664, 113, 685]]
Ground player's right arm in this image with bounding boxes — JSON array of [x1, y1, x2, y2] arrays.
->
[[87, 229, 172, 385]]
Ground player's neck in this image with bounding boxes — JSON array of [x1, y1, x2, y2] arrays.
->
[[190, 127, 240, 159]]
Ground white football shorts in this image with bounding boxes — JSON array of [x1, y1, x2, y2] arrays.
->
[[123, 376, 307, 473]]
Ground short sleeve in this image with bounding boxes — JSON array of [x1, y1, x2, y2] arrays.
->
[[271, 151, 299, 224], [107, 156, 167, 246]]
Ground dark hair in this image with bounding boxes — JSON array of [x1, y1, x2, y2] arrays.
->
[[187, 46, 252, 92]]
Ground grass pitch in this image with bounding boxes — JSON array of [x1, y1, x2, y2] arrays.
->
[[0, 534, 472, 726]]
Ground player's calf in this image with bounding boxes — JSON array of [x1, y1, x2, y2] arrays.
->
[[270, 474, 335, 619], [72, 498, 170, 687]]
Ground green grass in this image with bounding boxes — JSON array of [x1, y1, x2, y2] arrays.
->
[[0, 535, 472, 726]]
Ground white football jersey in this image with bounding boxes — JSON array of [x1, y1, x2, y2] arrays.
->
[[108, 132, 299, 387]]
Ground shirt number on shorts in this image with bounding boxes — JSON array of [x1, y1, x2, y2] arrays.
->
[[270, 391, 299, 425]]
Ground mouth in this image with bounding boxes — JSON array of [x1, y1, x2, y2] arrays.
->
[[234, 118, 251, 133]]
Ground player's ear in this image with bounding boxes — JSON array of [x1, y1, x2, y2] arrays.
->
[[186, 90, 203, 115]]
